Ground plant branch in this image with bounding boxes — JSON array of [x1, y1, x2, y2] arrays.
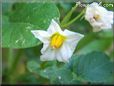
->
[[61, 9, 85, 28], [60, 2, 79, 26]]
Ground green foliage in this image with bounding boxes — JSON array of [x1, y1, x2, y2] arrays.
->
[[76, 31, 113, 55], [72, 52, 114, 84], [2, 3, 60, 48], [39, 66, 75, 84], [9, 3, 60, 29], [2, 1, 114, 85], [27, 60, 40, 73], [2, 20, 40, 48], [27, 60, 81, 84], [27, 52, 114, 84]]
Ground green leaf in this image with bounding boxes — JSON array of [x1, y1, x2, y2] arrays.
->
[[2, 3, 13, 16], [98, 30, 113, 38], [24, 44, 42, 59], [17, 72, 49, 84], [27, 60, 40, 73], [2, 3, 60, 48], [76, 33, 97, 51], [27, 60, 81, 84], [77, 38, 112, 54], [9, 3, 60, 29], [76, 33, 112, 55], [72, 52, 114, 83], [39, 66, 75, 84], [2, 20, 40, 48]]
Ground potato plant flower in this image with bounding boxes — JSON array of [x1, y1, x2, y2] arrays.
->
[[31, 19, 84, 62], [85, 2, 113, 32]]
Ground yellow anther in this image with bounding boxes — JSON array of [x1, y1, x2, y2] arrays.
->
[[93, 14, 101, 21], [50, 32, 66, 49]]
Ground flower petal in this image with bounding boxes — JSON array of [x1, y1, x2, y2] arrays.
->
[[105, 11, 113, 24], [64, 29, 84, 51], [59, 43, 73, 63], [64, 29, 84, 42], [41, 43, 50, 54], [55, 51, 64, 62], [40, 47, 56, 61], [85, 5, 95, 22], [31, 30, 50, 43], [109, 11, 113, 24], [47, 19, 62, 34]]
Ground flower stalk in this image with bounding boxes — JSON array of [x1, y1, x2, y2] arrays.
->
[[61, 9, 85, 28], [60, 2, 79, 26]]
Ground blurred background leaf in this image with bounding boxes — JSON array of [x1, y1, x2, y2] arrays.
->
[[76, 32, 113, 55], [27, 60, 82, 84], [9, 3, 60, 29], [2, 3, 60, 48], [26, 51, 114, 84], [71, 52, 114, 84]]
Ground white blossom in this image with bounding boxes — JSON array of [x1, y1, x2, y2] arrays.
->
[[31, 19, 84, 63], [85, 2, 113, 32]]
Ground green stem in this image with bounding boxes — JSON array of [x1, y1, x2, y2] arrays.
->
[[10, 50, 22, 73], [7, 49, 22, 83], [60, 2, 79, 25], [61, 9, 85, 28], [8, 49, 13, 70], [7, 48, 14, 83]]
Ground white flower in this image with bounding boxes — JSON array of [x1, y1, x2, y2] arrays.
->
[[85, 2, 113, 32], [31, 19, 84, 63]]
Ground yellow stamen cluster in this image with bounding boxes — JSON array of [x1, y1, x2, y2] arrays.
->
[[93, 14, 101, 21], [50, 32, 66, 49]]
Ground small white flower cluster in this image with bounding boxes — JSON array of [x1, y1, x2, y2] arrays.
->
[[31, 2, 113, 63], [85, 2, 113, 32]]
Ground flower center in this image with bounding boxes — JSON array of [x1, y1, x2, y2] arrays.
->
[[93, 14, 100, 21], [50, 32, 66, 49]]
